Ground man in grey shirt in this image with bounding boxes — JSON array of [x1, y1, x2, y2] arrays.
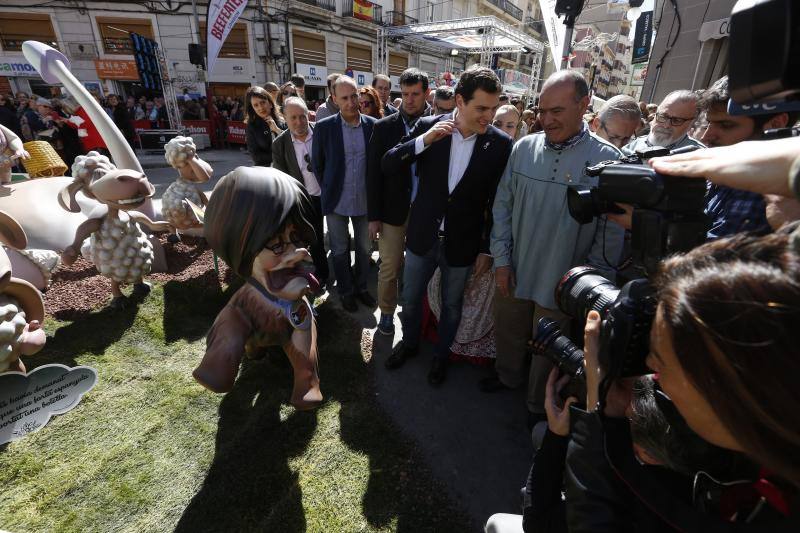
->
[[484, 71, 625, 425], [624, 90, 705, 155], [315, 73, 342, 122]]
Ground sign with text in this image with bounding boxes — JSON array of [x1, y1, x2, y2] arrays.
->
[[0, 364, 97, 444], [227, 121, 246, 144], [538, 0, 567, 70], [0, 56, 39, 77], [632, 11, 653, 64], [183, 120, 211, 136], [94, 59, 139, 80], [295, 63, 327, 87], [698, 17, 730, 42], [207, 0, 248, 75], [351, 70, 373, 88]]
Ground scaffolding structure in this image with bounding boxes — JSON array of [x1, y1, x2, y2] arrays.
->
[[377, 16, 545, 96]]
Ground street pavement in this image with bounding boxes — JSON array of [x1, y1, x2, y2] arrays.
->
[[139, 146, 532, 529]]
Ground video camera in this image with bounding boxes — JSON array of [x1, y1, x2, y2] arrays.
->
[[567, 146, 709, 276]]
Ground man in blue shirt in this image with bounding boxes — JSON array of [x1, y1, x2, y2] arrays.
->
[[699, 76, 797, 240]]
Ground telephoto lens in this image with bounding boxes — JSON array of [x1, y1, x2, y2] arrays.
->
[[555, 266, 619, 320], [531, 318, 585, 380]]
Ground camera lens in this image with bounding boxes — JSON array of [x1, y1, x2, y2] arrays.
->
[[531, 318, 585, 379], [556, 266, 619, 319]]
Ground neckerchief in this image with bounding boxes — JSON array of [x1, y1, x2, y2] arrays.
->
[[545, 122, 589, 150], [247, 276, 312, 331]]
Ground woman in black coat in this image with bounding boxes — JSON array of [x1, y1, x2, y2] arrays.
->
[[244, 86, 284, 167], [107, 94, 135, 148]]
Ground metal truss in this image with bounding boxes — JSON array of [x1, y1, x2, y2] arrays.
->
[[377, 16, 545, 73]]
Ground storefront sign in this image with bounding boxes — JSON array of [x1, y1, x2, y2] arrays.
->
[[698, 17, 730, 42], [227, 121, 247, 144], [208, 59, 251, 81], [390, 75, 400, 93], [93, 59, 139, 80], [207, 0, 248, 74], [632, 11, 653, 64], [0, 57, 39, 77], [295, 63, 328, 87], [352, 70, 373, 87]]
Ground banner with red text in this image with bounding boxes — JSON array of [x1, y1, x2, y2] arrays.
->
[[227, 121, 246, 144], [207, 0, 248, 75]]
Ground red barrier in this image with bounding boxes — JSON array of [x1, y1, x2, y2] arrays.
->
[[227, 121, 246, 144], [182, 120, 211, 137]]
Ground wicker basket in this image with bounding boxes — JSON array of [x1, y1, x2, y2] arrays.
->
[[21, 141, 68, 178]]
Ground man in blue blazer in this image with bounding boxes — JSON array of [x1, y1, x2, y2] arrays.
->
[[381, 66, 513, 385], [312, 76, 377, 312]]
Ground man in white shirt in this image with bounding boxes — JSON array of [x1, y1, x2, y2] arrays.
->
[[381, 66, 513, 386], [272, 96, 328, 290]]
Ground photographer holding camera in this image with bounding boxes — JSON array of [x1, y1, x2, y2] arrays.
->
[[483, 71, 624, 428], [561, 230, 800, 531]]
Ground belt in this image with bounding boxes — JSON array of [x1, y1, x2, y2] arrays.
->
[[437, 230, 446, 240]]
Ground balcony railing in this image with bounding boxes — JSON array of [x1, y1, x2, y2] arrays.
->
[[296, 0, 337, 10], [485, 0, 523, 21], [385, 10, 418, 26], [524, 16, 543, 34], [343, 0, 384, 24]]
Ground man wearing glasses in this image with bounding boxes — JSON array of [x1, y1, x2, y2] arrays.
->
[[590, 95, 642, 149], [272, 97, 329, 293], [623, 90, 704, 155]]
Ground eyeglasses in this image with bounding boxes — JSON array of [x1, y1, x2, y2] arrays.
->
[[264, 231, 309, 255], [359, 100, 375, 108], [282, 91, 294, 96], [654, 112, 695, 127], [600, 124, 632, 146], [303, 153, 313, 173]]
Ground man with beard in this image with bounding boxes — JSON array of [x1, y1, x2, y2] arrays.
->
[[367, 68, 431, 336], [699, 76, 797, 239], [623, 90, 704, 154]]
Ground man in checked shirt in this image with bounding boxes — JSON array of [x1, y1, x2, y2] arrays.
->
[[699, 76, 799, 239]]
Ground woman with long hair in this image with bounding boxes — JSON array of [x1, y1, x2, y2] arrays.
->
[[244, 86, 284, 166], [492, 104, 521, 140], [277, 82, 297, 108], [358, 86, 383, 120]]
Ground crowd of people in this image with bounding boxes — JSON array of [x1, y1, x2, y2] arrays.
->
[[242, 64, 800, 531]]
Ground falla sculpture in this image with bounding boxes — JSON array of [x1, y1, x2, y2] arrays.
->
[[161, 136, 211, 242], [192, 167, 322, 410], [0, 210, 46, 373]]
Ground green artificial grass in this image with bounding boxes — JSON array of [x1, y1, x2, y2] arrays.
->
[[0, 280, 472, 533]]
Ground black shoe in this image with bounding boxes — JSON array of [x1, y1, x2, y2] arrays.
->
[[385, 341, 418, 370], [356, 290, 377, 308], [428, 358, 447, 386], [479, 375, 513, 393], [341, 294, 358, 312]]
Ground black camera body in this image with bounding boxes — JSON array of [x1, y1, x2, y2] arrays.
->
[[567, 161, 709, 275], [531, 267, 656, 383]]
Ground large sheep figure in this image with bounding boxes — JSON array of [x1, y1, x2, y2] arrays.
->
[[59, 152, 172, 309], [161, 136, 211, 241]]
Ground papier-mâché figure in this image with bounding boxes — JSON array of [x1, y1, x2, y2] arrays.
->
[[0, 210, 46, 373], [0, 123, 30, 185], [161, 136, 211, 241], [193, 167, 322, 410], [59, 152, 172, 309]]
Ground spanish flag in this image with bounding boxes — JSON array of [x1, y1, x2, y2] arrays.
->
[[353, 0, 374, 21]]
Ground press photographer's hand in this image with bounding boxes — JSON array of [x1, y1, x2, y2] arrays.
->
[[650, 137, 800, 197], [545, 368, 578, 437]]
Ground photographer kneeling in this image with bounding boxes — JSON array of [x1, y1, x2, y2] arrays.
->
[[566, 230, 800, 531]]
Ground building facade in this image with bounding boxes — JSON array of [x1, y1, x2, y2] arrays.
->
[[641, 0, 733, 103], [0, 0, 543, 103]]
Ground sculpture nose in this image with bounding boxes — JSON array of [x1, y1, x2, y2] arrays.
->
[[0, 249, 12, 292]]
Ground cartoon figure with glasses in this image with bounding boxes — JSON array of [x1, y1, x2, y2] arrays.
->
[[192, 166, 323, 410]]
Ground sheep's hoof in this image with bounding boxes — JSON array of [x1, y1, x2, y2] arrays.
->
[[167, 233, 181, 244], [133, 281, 152, 297], [109, 296, 128, 310]]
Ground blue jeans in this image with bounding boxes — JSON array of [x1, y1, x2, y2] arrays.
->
[[326, 213, 370, 297], [401, 239, 473, 360]]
